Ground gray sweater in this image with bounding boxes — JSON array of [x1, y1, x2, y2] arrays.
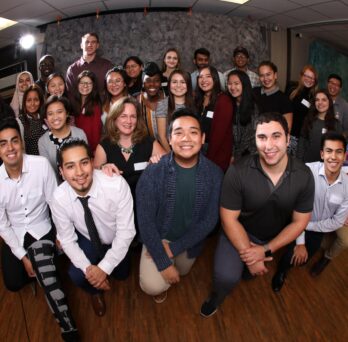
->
[[38, 126, 87, 179]]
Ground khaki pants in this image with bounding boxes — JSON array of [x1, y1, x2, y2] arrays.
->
[[322, 225, 348, 259], [139, 245, 196, 296]]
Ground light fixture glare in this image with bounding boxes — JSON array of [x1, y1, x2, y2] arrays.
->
[[19, 34, 35, 49]]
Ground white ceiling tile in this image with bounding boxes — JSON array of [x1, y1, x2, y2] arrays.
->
[[0, 1, 32, 14], [60, 2, 108, 17], [265, 14, 301, 27], [1, 2, 55, 22], [247, 0, 301, 12], [290, 0, 329, 5], [309, 1, 348, 18], [229, 5, 275, 19], [104, 0, 149, 11], [285, 6, 330, 22], [194, 0, 239, 14]]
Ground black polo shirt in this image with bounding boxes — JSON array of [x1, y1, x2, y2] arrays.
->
[[221, 155, 314, 241], [253, 87, 293, 115]]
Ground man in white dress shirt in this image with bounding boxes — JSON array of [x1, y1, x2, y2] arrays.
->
[[0, 118, 78, 342], [272, 131, 348, 291], [51, 138, 135, 316]]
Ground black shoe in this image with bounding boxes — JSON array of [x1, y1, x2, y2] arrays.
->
[[61, 330, 80, 342], [242, 266, 255, 281], [310, 256, 330, 277], [200, 297, 218, 318], [272, 271, 286, 292]]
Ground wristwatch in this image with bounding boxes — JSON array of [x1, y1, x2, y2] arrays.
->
[[263, 244, 273, 257]]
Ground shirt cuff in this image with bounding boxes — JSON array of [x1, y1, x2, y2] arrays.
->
[[13, 246, 27, 260], [296, 231, 305, 245], [98, 259, 114, 275]]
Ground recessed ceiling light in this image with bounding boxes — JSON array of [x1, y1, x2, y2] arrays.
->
[[19, 34, 35, 49], [0, 17, 17, 31], [220, 0, 249, 4]]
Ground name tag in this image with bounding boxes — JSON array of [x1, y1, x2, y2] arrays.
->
[[206, 111, 214, 119], [134, 162, 148, 171], [161, 82, 168, 87], [335, 112, 340, 119], [301, 98, 310, 108], [322, 128, 327, 134]]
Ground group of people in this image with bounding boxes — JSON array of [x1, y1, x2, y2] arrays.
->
[[1, 31, 348, 341]]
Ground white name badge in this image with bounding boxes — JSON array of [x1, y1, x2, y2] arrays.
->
[[322, 128, 327, 134], [161, 82, 168, 87], [301, 98, 310, 108], [206, 111, 214, 119], [134, 162, 148, 171]]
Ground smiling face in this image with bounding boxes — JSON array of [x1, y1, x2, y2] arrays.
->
[[256, 120, 289, 169], [78, 76, 93, 97], [198, 67, 214, 94], [18, 73, 32, 92], [227, 74, 243, 102], [170, 73, 188, 98], [315, 92, 330, 115], [259, 65, 277, 91], [25, 90, 41, 115], [59, 145, 93, 196], [115, 103, 137, 137], [46, 101, 68, 133], [169, 115, 205, 168], [125, 59, 142, 79], [164, 51, 179, 70], [327, 77, 341, 99], [47, 76, 65, 96], [233, 53, 248, 70], [194, 53, 209, 70], [0, 128, 24, 171], [302, 69, 316, 88], [143, 74, 162, 98], [81, 34, 99, 57], [321, 139, 345, 180], [106, 71, 126, 99], [39, 57, 54, 78]]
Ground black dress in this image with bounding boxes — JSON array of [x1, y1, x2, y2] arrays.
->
[[100, 136, 154, 197]]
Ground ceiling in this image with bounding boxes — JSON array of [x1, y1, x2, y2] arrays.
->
[[1, 0, 348, 53]]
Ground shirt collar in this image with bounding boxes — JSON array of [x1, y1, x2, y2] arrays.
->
[[319, 163, 343, 185], [251, 154, 291, 172], [0, 153, 29, 180], [261, 85, 279, 96], [78, 55, 97, 65]]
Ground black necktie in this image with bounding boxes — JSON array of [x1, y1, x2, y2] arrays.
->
[[78, 196, 104, 259]]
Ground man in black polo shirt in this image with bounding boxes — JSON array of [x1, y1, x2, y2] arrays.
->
[[200, 112, 315, 317]]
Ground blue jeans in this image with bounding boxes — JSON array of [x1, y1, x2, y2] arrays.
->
[[68, 232, 131, 294]]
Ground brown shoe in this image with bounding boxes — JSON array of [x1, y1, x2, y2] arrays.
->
[[91, 293, 106, 316], [310, 256, 331, 277]]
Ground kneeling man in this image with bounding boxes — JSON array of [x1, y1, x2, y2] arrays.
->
[[51, 138, 135, 316], [136, 108, 223, 303]]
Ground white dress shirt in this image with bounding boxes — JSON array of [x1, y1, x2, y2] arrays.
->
[[296, 162, 348, 244], [51, 170, 135, 275], [0, 154, 57, 259]]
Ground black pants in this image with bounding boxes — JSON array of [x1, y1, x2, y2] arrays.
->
[[1, 229, 55, 291], [277, 230, 324, 273]]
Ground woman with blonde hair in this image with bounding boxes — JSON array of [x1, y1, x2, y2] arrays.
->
[[10, 71, 34, 117], [288, 64, 318, 154], [94, 96, 165, 198]]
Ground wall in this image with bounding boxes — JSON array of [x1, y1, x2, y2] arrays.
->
[[270, 29, 287, 91], [42, 11, 268, 77]]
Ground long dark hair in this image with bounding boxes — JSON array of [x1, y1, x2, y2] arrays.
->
[[195, 66, 221, 114], [103, 67, 129, 114], [21, 84, 45, 133], [123, 56, 143, 91], [302, 89, 336, 138], [168, 69, 194, 121], [73, 70, 101, 117], [227, 70, 255, 126]]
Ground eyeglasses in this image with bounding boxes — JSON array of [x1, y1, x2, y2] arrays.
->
[[79, 81, 93, 87], [107, 79, 124, 85], [328, 80, 341, 88], [303, 74, 315, 81]]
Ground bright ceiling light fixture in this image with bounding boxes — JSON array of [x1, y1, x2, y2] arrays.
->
[[19, 34, 35, 49], [0, 17, 17, 31], [220, 0, 249, 4]]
